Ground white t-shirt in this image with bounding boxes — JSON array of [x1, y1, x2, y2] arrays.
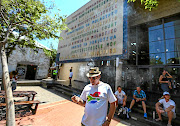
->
[[80, 81, 117, 126], [159, 98, 176, 113], [12, 76, 17, 83], [115, 90, 126, 104], [69, 72, 73, 78]]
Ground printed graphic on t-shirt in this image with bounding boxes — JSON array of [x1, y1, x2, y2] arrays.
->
[[87, 92, 100, 104]]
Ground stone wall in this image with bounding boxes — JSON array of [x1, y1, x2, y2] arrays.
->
[[0, 46, 50, 79]]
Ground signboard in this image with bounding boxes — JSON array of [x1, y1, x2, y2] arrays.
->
[[58, 0, 124, 61]]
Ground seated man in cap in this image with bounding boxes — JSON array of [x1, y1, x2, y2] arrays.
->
[[155, 92, 176, 126], [71, 67, 117, 126]]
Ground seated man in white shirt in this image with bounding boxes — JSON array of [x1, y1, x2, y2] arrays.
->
[[115, 86, 127, 110], [155, 92, 176, 126]]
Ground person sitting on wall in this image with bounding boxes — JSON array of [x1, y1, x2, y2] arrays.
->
[[159, 70, 173, 92], [128, 86, 147, 118], [115, 86, 127, 109], [155, 92, 176, 126]]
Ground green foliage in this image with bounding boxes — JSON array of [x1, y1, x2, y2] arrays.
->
[[43, 46, 57, 67], [128, 0, 159, 11], [0, 0, 68, 55], [150, 57, 163, 64]]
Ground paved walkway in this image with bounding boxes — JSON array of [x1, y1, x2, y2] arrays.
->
[[15, 86, 70, 104], [0, 100, 131, 126], [0, 86, 147, 126]]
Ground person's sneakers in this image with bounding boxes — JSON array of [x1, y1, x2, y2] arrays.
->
[[155, 118, 162, 122], [128, 108, 131, 113], [144, 113, 147, 118]]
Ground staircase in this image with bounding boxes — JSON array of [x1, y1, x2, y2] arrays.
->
[[51, 83, 82, 97]]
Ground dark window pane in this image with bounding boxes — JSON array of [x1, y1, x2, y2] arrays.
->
[[148, 24, 163, 31], [149, 28, 164, 42], [166, 52, 180, 64], [164, 22, 174, 27], [165, 26, 175, 39], [175, 39, 180, 52], [138, 54, 149, 65], [149, 41, 164, 53], [175, 28, 180, 38], [166, 39, 175, 52]]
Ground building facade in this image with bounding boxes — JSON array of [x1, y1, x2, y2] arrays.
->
[[58, 0, 127, 91], [0, 43, 51, 80], [57, 0, 180, 99]]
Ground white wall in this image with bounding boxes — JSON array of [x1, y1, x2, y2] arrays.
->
[[0, 47, 50, 79]]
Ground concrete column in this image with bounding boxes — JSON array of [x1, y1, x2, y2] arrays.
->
[[115, 59, 123, 90]]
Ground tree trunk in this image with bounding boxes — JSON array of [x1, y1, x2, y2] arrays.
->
[[0, 44, 15, 126]]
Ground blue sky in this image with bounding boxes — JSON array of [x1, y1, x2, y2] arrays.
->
[[38, 0, 90, 49]]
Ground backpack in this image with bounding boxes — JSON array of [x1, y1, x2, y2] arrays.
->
[[117, 107, 130, 119]]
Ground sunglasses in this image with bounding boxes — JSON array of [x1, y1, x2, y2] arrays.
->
[[88, 77, 98, 80]]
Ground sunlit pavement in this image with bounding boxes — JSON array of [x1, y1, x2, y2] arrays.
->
[[0, 99, 131, 126], [0, 86, 146, 126]]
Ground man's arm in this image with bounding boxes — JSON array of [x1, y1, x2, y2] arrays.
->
[[133, 95, 137, 99], [165, 105, 174, 112], [107, 102, 116, 120], [123, 95, 127, 102], [140, 97, 146, 101], [71, 95, 86, 107], [133, 95, 140, 101], [102, 102, 116, 126]]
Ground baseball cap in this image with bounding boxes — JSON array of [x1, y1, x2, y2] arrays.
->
[[163, 92, 170, 95]]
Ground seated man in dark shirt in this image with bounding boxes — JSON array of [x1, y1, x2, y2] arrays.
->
[[128, 86, 147, 118]]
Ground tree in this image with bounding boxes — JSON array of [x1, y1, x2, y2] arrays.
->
[[128, 0, 158, 11], [0, 0, 67, 125], [43, 42, 57, 68], [128, 0, 180, 11]]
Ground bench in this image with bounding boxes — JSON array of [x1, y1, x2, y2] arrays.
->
[[0, 100, 40, 114]]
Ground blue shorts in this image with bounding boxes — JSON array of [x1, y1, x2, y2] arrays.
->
[[132, 98, 146, 104]]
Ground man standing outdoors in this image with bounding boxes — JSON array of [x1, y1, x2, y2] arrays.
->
[[115, 86, 127, 109], [52, 68, 58, 80], [155, 92, 176, 126], [71, 67, 117, 126], [69, 67, 73, 86], [128, 86, 147, 118]]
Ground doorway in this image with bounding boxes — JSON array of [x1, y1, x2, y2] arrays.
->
[[25, 65, 37, 80]]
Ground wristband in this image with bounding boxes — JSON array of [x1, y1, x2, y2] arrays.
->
[[107, 119, 111, 123]]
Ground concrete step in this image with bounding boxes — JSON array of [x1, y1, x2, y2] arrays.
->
[[53, 87, 73, 97], [17, 80, 42, 86], [52, 84, 82, 97], [131, 106, 180, 126]]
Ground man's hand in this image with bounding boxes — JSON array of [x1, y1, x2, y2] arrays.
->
[[102, 120, 110, 126], [159, 109, 165, 113], [71, 95, 79, 103], [71, 95, 86, 106], [136, 98, 140, 102]]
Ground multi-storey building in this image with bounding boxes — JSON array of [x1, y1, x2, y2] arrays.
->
[[57, 0, 127, 91], [57, 0, 180, 112]]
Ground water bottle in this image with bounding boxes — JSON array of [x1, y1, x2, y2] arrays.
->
[[153, 111, 155, 120]]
